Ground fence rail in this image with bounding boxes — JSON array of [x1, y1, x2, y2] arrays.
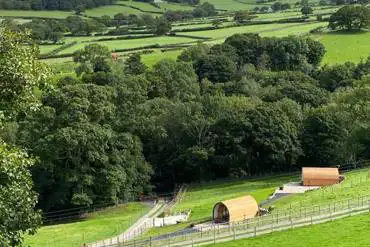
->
[[100, 194, 370, 247]]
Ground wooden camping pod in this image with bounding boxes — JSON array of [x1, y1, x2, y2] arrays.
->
[[213, 195, 258, 223], [302, 167, 340, 186]]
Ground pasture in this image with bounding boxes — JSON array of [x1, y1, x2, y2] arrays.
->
[[59, 36, 198, 54], [24, 203, 150, 247], [84, 5, 143, 17], [140, 175, 295, 238], [314, 31, 370, 65], [141, 49, 183, 67], [0, 9, 72, 18], [270, 168, 370, 210], [208, 213, 370, 247]]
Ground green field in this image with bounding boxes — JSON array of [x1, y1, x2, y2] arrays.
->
[[269, 168, 370, 210], [0, 9, 73, 18], [59, 36, 199, 54], [158, 2, 195, 11], [141, 175, 295, 237], [208, 213, 370, 247], [200, 0, 253, 10], [260, 22, 326, 37], [141, 49, 183, 67], [313, 31, 370, 65], [39, 45, 62, 54], [188, 22, 324, 41], [117, 1, 163, 12], [85, 5, 143, 17], [24, 203, 150, 247]]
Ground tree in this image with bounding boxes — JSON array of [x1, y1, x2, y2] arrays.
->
[[234, 11, 253, 23], [302, 108, 346, 165], [0, 25, 50, 116], [212, 19, 222, 28], [318, 62, 356, 91], [0, 25, 47, 246], [194, 55, 237, 83], [301, 5, 313, 16], [17, 82, 152, 210], [0, 143, 41, 246], [146, 59, 200, 101], [73, 44, 112, 76], [329, 6, 370, 31], [150, 17, 171, 35], [124, 54, 147, 75]]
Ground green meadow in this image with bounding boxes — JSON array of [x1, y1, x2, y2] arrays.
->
[[24, 203, 150, 247], [209, 213, 370, 247], [270, 168, 370, 210], [0, 9, 73, 18], [314, 31, 370, 65]]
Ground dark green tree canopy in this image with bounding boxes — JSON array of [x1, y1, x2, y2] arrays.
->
[[329, 5, 370, 31]]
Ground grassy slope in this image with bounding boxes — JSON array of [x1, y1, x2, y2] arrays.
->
[[85, 5, 142, 17], [269, 168, 370, 210], [200, 0, 252, 10], [59, 36, 198, 54], [0, 10, 73, 18], [141, 175, 295, 237], [24, 203, 150, 247], [186, 22, 322, 40], [39, 45, 62, 54], [313, 31, 370, 65], [208, 213, 370, 247], [141, 49, 183, 67]]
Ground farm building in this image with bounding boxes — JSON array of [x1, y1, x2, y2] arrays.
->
[[302, 167, 340, 186], [213, 195, 258, 223]]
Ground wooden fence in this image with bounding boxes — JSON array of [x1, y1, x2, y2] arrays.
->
[[106, 194, 370, 247]]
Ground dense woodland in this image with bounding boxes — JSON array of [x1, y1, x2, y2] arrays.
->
[[0, 0, 115, 10], [1, 4, 370, 246]]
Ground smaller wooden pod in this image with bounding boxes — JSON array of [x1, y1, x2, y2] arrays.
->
[[302, 167, 339, 186], [213, 195, 258, 223]]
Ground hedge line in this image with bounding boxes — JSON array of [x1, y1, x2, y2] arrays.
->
[[39, 41, 77, 59], [81, 34, 155, 43], [168, 33, 210, 40]]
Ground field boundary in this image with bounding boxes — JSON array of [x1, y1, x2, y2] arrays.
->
[[98, 194, 370, 247]]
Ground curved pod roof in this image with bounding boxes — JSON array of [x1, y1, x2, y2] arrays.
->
[[213, 195, 258, 222], [302, 167, 339, 186]]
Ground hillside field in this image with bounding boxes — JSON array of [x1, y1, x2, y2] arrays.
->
[[208, 212, 370, 247], [24, 203, 150, 247], [314, 31, 370, 65]]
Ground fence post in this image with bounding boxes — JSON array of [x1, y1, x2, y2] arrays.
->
[[254, 226, 257, 237], [150, 236, 152, 247], [213, 225, 216, 244]]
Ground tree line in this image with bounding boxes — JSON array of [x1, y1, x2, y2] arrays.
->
[[0, 0, 115, 10], [1, 7, 370, 245]]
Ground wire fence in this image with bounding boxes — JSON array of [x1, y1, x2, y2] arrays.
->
[[21, 160, 370, 247], [99, 194, 370, 247], [88, 163, 370, 247]]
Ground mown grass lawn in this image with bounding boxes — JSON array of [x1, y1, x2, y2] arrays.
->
[[269, 168, 370, 210], [24, 203, 150, 247], [313, 30, 370, 65], [208, 212, 370, 247]]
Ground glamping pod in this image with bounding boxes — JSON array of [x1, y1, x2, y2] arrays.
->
[[213, 195, 258, 223], [302, 167, 340, 186]]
